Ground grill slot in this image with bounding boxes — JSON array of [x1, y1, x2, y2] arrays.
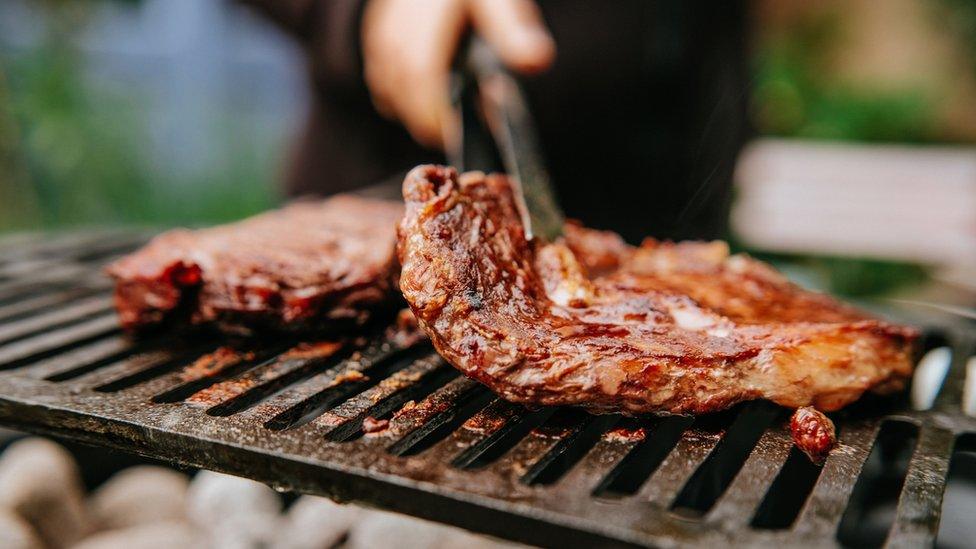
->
[[0, 314, 120, 370], [837, 420, 920, 547], [632, 418, 726, 509], [34, 336, 137, 381], [0, 266, 99, 301], [45, 339, 151, 382], [705, 423, 798, 529], [0, 287, 108, 324], [938, 433, 976, 548], [0, 233, 974, 548], [0, 282, 65, 306], [542, 416, 647, 498], [889, 427, 955, 546], [750, 446, 825, 530], [474, 411, 574, 483], [793, 420, 883, 538], [3, 232, 143, 264]]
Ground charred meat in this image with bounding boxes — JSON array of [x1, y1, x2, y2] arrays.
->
[[397, 166, 917, 422], [108, 195, 403, 334]]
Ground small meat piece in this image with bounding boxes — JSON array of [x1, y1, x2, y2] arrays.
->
[[362, 417, 390, 433], [108, 195, 403, 334], [790, 407, 837, 463], [397, 165, 918, 416]]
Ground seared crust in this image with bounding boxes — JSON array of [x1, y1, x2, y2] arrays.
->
[[397, 165, 918, 415], [108, 195, 403, 334]]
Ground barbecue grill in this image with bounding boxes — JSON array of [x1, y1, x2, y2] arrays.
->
[[0, 230, 973, 548]]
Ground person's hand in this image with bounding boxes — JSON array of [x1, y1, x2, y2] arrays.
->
[[362, 0, 555, 149]]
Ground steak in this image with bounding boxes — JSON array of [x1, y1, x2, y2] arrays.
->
[[108, 195, 403, 334], [397, 165, 918, 419]]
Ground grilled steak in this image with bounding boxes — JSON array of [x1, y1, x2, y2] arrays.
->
[[397, 165, 918, 419], [108, 195, 403, 334]]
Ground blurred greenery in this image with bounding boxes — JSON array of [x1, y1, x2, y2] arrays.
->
[[941, 0, 976, 73], [751, 10, 938, 143], [747, 250, 931, 298], [745, 2, 976, 296], [0, 1, 278, 233]]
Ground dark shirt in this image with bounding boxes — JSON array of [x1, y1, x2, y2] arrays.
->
[[241, 0, 749, 243]]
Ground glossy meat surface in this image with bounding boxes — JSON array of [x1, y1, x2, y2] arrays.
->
[[397, 165, 918, 415], [108, 195, 403, 334], [790, 407, 837, 463]]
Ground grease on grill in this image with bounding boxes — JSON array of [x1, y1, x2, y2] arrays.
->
[[378, 369, 427, 396], [330, 370, 367, 386], [603, 425, 647, 443], [186, 341, 344, 407], [278, 341, 344, 361], [188, 378, 254, 407], [179, 347, 251, 382], [390, 387, 462, 435], [461, 409, 509, 435], [362, 416, 390, 434]]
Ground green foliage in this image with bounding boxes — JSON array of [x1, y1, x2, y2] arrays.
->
[[940, 0, 976, 72], [751, 14, 938, 143], [745, 248, 929, 298]]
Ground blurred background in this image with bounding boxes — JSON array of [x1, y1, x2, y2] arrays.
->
[[0, 0, 300, 230], [0, 2, 975, 548], [0, 0, 974, 300]]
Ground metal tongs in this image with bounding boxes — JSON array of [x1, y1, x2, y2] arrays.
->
[[447, 38, 564, 242]]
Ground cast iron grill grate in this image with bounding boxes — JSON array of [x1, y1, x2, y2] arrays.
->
[[0, 231, 973, 548]]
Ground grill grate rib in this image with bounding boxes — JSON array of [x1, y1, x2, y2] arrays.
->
[[888, 427, 955, 547], [0, 231, 972, 548], [0, 294, 115, 347]]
